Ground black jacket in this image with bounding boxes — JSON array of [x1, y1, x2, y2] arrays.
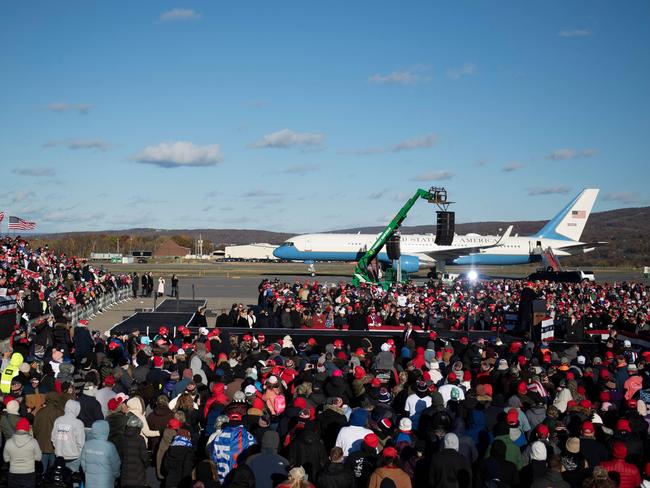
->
[[319, 407, 348, 450], [316, 462, 355, 488], [77, 393, 103, 428], [163, 442, 195, 488], [346, 444, 378, 488], [119, 426, 148, 486], [428, 448, 472, 488], [287, 427, 328, 480]]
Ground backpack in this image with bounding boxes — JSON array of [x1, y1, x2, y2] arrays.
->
[[273, 394, 286, 415]]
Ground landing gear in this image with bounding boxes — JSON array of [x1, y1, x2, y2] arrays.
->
[[307, 263, 316, 276]]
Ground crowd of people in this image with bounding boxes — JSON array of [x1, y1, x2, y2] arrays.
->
[[2, 237, 650, 488], [0, 236, 132, 332], [211, 278, 649, 340]]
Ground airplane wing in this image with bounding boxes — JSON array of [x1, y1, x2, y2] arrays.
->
[[556, 241, 608, 253], [417, 226, 514, 262]]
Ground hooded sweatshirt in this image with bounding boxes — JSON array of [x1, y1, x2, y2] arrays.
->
[[3, 430, 42, 474], [335, 409, 372, 457], [52, 400, 85, 460], [126, 396, 160, 439], [80, 420, 121, 488]]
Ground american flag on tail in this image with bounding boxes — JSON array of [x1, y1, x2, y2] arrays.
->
[[8, 216, 36, 231], [571, 210, 586, 219]]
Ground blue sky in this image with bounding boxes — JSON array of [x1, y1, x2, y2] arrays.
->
[[1, 1, 649, 234]]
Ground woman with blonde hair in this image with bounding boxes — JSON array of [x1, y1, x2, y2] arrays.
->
[[277, 466, 315, 488]]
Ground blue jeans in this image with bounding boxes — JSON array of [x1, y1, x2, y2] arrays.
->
[[41, 453, 55, 473]]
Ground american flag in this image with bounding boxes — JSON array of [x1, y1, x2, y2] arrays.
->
[[8, 216, 36, 230], [0, 212, 4, 223], [571, 210, 586, 219]]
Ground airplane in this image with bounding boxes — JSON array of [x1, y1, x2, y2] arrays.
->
[[272, 188, 602, 274]]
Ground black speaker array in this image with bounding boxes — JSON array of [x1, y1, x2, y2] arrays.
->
[[386, 233, 401, 260], [435, 211, 455, 246]]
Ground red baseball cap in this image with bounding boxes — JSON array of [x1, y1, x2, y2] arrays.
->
[[616, 419, 631, 433], [536, 424, 550, 438], [612, 442, 627, 459], [16, 418, 30, 432], [581, 421, 595, 435], [167, 418, 181, 430], [506, 408, 519, 426], [153, 356, 164, 368], [364, 433, 379, 449], [103, 375, 115, 387], [382, 446, 398, 459]]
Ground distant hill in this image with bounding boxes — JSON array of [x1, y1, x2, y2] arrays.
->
[[30, 207, 650, 266]]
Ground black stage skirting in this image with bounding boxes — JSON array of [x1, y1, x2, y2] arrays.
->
[[155, 299, 207, 313], [112, 312, 196, 335]]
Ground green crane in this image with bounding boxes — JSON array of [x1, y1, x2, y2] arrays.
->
[[352, 187, 452, 288]]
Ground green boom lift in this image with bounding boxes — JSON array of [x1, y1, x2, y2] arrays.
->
[[352, 187, 452, 288]]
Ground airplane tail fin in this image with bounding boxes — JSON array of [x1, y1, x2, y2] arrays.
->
[[535, 189, 599, 241]]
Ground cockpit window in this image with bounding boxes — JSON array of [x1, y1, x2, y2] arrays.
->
[[285, 242, 294, 247]]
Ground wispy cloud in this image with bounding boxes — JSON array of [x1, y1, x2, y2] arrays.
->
[[603, 192, 644, 205], [344, 133, 437, 155], [133, 141, 223, 168], [446, 62, 477, 80], [43, 139, 110, 151], [545, 148, 595, 160], [205, 190, 219, 198], [558, 29, 591, 38], [475, 159, 488, 167], [368, 66, 431, 85], [12, 167, 56, 177], [250, 129, 325, 149], [411, 170, 455, 181], [47, 103, 93, 114], [2, 191, 36, 205], [160, 8, 200, 22], [280, 164, 320, 175], [527, 186, 572, 196], [368, 189, 388, 199], [502, 162, 525, 172], [242, 189, 283, 199]]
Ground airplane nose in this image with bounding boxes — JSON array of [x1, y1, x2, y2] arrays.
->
[[273, 245, 287, 259]]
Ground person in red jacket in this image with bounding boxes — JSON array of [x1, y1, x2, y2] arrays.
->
[[600, 442, 641, 488]]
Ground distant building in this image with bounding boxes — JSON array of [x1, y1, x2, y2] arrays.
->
[[154, 239, 191, 258], [224, 243, 279, 260]]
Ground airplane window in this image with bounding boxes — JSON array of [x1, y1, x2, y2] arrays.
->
[[285, 242, 294, 246]]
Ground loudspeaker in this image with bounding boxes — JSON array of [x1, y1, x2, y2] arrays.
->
[[386, 234, 401, 260], [435, 211, 455, 246]]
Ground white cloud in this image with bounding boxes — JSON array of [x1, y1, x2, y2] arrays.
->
[[558, 30, 591, 38], [43, 139, 110, 150], [281, 164, 320, 175], [47, 103, 93, 114], [242, 189, 283, 198], [502, 162, 525, 172], [545, 148, 595, 160], [446, 63, 477, 80], [603, 192, 643, 205], [368, 68, 430, 85], [527, 186, 572, 196], [160, 8, 200, 22], [12, 168, 56, 177], [6, 191, 36, 204], [345, 133, 437, 155], [133, 141, 223, 168], [250, 129, 325, 149], [411, 170, 455, 181]]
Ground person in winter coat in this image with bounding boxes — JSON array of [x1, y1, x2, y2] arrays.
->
[[156, 419, 180, 479], [318, 399, 348, 450], [428, 433, 472, 488], [79, 420, 121, 488], [476, 439, 520, 488], [287, 422, 328, 481], [51, 400, 85, 472], [277, 466, 315, 488], [316, 447, 355, 488], [246, 430, 289, 488], [599, 442, 641, 488], [485, 422, 524, 470], [126, 396, 160, 440], [119, 415, 149, 488], [163, 428, 195, 488], [335, 408, 373, 458], [72, 321, 93, 364], [2, 418, 42, 488], [77, 383, 104, 428], [147, 395, 175, 433], [346, 433, 379, 488], [368, 447, 412, 488], [1, 400, 21, 444], [33, 391, 65, 473]]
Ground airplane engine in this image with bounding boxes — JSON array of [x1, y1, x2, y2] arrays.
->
[[399, 255, 420, 273]]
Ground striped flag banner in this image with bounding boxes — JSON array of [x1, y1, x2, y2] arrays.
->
[[0, 211, 5, 223], [8, 216, 36, 231], [571, 210, 586, 219]]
